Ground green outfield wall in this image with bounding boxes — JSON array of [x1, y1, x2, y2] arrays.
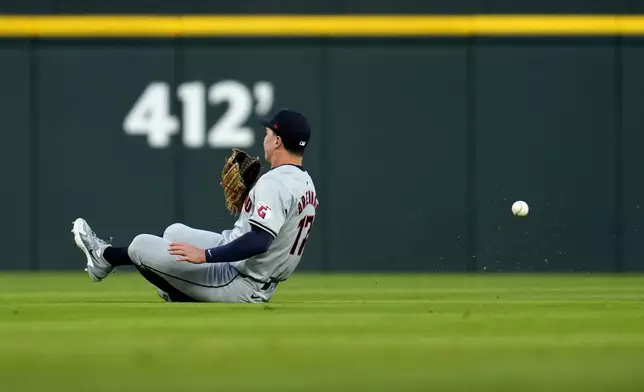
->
[[0, 3, 642, 272]]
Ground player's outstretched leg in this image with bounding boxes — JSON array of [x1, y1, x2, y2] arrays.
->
[[71, 218, 114, 282]]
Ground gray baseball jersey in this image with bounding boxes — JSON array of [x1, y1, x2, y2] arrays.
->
[[221, 164, 319, 282]]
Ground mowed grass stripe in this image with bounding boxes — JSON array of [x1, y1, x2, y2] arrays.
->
[[0, 272, 643, 392]]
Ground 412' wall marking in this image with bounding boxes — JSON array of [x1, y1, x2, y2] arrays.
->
[[123, 80, 274, 148]]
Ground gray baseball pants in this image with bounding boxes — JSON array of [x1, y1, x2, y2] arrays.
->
[[126, 223, 277, 303]]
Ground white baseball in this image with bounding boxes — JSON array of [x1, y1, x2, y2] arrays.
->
[[512, 201, 529, 216]]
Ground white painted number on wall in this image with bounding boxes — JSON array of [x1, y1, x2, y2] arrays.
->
[[124, 80, 274, 148], [123, 82, 179, 148]]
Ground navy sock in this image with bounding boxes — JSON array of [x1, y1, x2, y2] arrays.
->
[[103, 246, 133, 267]]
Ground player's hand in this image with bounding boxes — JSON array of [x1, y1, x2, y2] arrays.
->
[[168, 242, 207, 264]]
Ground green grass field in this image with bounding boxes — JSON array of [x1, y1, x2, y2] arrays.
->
[[1, 272, 643, 392]]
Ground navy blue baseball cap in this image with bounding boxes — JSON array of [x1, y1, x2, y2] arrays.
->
[[259, 109, 311, 154]]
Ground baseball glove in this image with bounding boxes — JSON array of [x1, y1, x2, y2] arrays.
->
[[221, 148, 262, 215]]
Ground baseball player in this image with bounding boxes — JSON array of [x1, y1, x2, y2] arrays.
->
[[71, 109, 318, 303]]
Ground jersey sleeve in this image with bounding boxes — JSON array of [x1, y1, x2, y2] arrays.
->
[[248, 177, 290, 238]]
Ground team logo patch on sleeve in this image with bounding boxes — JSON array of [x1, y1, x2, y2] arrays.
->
[[256, 202, 273, 220]]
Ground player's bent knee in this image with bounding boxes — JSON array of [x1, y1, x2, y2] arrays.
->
[[127, 234, 159, 266], [163, 223, 187, 241]]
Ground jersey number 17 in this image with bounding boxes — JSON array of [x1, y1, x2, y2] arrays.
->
[[290, 215, 315, 256]]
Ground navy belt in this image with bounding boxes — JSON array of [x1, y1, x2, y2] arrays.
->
[[261, 281, 277, 290], [236, 271, 281, 289]]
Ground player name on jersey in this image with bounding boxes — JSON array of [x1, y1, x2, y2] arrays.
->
[[243, 190, 318, 215], [298, 190, 319, 214]]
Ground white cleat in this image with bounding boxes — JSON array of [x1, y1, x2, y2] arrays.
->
[[71, 218, 114, 282]]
